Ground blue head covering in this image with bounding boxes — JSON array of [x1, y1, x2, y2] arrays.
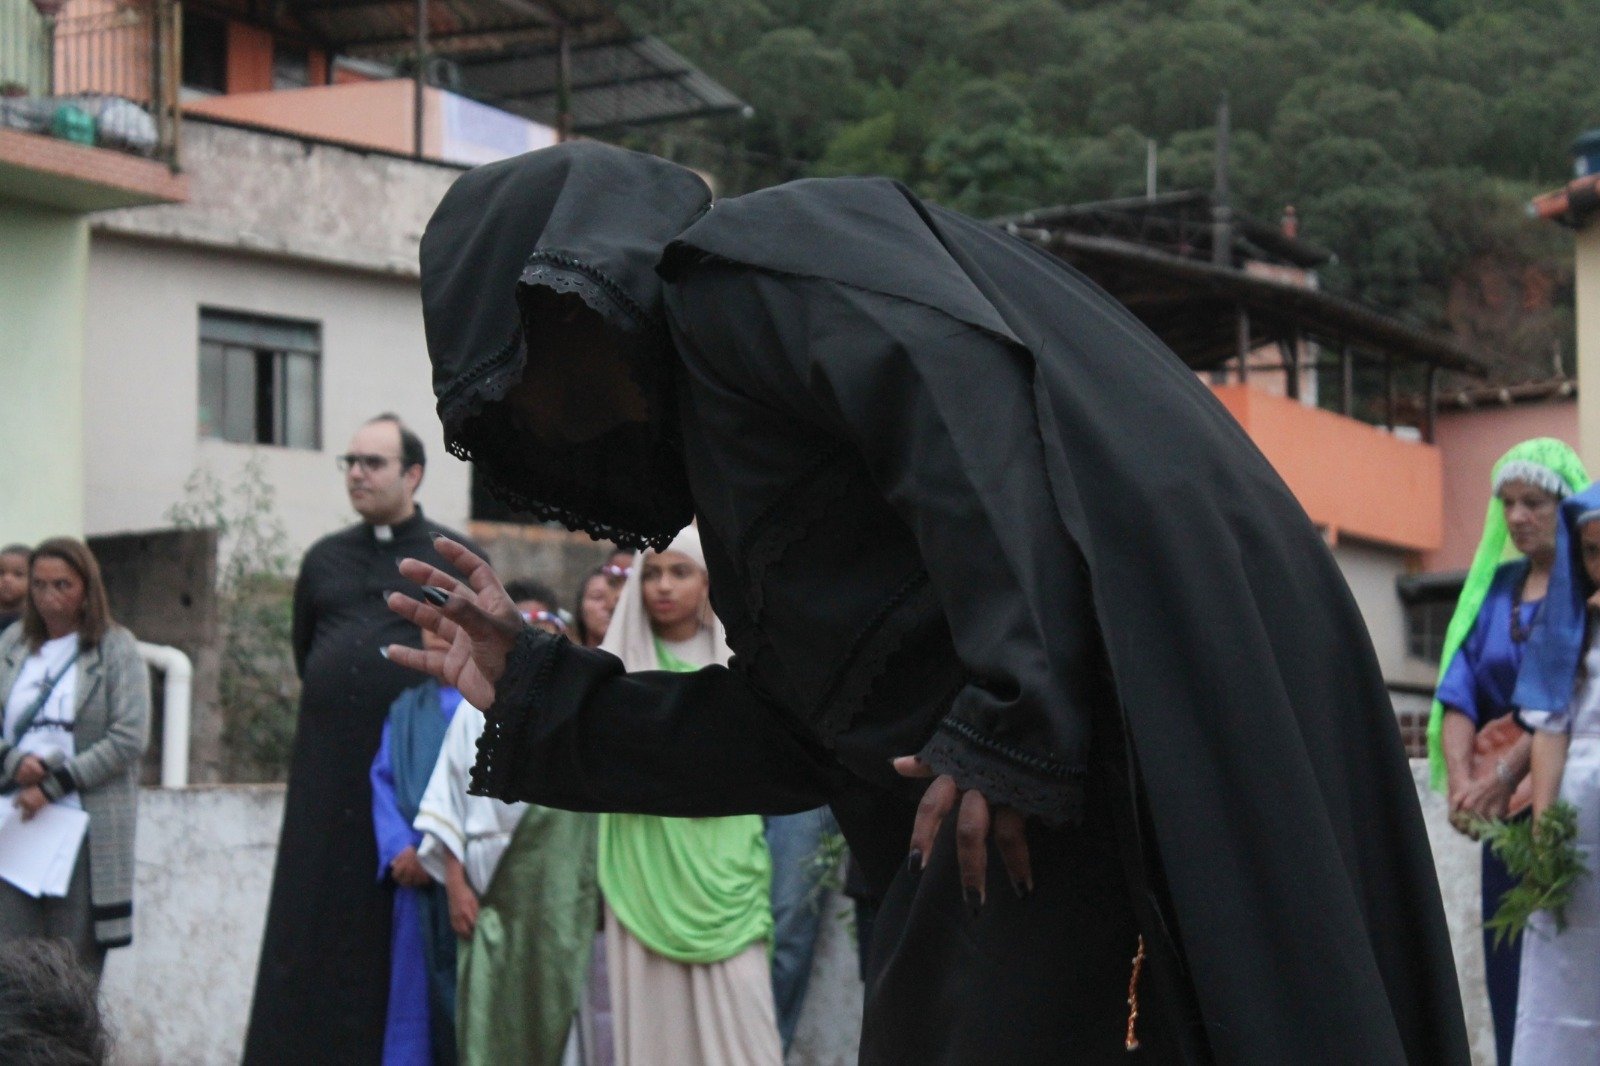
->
[[1515, 482, 1600, 714]]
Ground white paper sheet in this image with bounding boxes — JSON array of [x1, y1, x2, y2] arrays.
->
[[0, 803, 89, 898]]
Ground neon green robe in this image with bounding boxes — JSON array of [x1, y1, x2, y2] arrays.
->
[[596, 639, 773, 964]]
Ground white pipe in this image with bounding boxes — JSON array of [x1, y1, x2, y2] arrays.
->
[[138, 642, 192, 788]]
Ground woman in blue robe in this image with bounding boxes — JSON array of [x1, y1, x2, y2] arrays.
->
[[1431, 438, 1589, 1065], [372, 674, 463, 1066]]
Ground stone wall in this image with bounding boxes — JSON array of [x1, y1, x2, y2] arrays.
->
[[96, 768, 1495, 1065], [93, 118, 464, 280], [470, 520, 620, 618], [88, 528, 223, 784]]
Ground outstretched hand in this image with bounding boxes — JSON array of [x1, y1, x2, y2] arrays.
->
[[384, 536, 526, 710], [894, 756, 1033, 910]]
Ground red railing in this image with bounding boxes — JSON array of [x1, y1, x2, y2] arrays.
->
[[0, 0, 179, 167]]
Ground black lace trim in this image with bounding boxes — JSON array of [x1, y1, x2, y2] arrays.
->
[[738, 445, 854, 620], [437, 253, 687, 553], [469, 626, 560, 799], [919, 717, 1086, 825], [812, 570, 941, 738]]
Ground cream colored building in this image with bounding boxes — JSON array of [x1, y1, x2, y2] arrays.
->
[[82, 118, 475, 552]]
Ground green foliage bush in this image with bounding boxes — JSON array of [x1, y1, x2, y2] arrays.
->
[[618, 0, 1594, 378], [167, 457, 298, 782]]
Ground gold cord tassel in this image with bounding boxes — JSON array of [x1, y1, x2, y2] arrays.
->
[[1125, 935, 1146, 1052]]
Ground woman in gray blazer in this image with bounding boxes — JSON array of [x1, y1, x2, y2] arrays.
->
[[0, 537, 149, 978]]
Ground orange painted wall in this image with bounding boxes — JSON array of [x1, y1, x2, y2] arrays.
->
[[1427, 399, 1580, 572], [225, 22, 273, 94], [184, 80, 443, 157], [1210, 384, 1442, 552]]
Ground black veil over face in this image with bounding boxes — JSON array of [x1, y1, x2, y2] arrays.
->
[[420, 141, 712, 551]]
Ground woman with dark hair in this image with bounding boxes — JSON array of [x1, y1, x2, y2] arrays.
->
[[0, 538, 149, 978], [573, 568, 618, 650]]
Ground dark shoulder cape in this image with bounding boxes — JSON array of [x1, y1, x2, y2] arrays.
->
[[243, 511, 478, 1066], [660, 179, 1468, 1065]]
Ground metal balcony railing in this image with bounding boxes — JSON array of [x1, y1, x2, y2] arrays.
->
[[0, 0, 180, 167]]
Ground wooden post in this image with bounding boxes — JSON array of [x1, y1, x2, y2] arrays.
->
[[1424, 365, 1439, 444], [556, 23, 572, 142], [1211, 94, 1232, 269], [412, 0, 427, 158], [1279, 337, 1300, 401], [1235, 304, 1250, 383], [1384, 356, 1396, 431], [1341, 345, 1354, 417]]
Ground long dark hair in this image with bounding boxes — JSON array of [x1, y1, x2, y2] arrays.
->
[[22, 538, 114, 651], [572, 568, 609, 648]]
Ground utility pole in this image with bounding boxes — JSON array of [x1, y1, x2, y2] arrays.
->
[[1211, 93, 1232, 269]]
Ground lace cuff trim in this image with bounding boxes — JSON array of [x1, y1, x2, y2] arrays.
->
[[919, 716, 1086, 826], [469, 626, 561, 799]]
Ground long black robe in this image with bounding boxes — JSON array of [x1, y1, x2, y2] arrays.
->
[[243, 508, 477, 1066], [419, 143, 1469, 1064]]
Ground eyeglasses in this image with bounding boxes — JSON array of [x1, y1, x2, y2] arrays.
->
[[336, 453, 400, 474]]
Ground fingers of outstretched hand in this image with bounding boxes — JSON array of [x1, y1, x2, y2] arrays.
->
[[396, 557, 467, 594], [385, 591, 464, 644], [909, 775, 959, 872], [992, 807, 1032, 898], [428, 537, 504, 598], [389, 586, 502, 643], [892, 755, 935, 779], [955, 790, 990, 909], [382, 643, 450, 679]]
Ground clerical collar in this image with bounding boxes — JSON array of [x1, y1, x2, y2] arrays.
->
[[367, 506, 425, 543]]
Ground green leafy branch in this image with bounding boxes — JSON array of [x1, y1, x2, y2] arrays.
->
[[1473, 801, 1588, 950]]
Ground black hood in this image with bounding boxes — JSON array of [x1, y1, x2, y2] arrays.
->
[[420, 141, 712, 550]]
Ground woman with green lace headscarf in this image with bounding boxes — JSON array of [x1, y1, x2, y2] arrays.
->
[[1430, 436, 1587, 1065], [596, 525, 781, 1066]]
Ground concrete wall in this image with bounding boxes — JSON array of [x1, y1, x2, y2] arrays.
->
[[1332, 538, 1439, 689], [1428, 399, 1580, 573], [82, 234, 472, 557], [0, 202, 87, 543], [98, 770, 1492, 1065], [101, 786, 283, 1066], [93, 119, 464, 280], [471, 521, 619, 615], [89, 529, 224, 784], [1579, 224, 1600, 475], [97, 785, 863, 1066]]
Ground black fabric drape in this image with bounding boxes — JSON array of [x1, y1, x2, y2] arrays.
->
[[420, 144, 1468, 1065], [242, 510, 477, 1066]]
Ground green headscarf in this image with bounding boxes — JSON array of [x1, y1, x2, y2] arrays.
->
[[1427, 438, 1589, 791]]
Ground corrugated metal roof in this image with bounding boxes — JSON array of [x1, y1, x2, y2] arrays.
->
[[217, 0, 747, 128], [454, 36, 747, 130], [1007, 226, 1487, 376]]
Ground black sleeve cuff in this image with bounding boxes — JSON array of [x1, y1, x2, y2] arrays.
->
[[40, 766, 76, 801], [918, 715, 1086, 826], [469, 626, 563, 801]]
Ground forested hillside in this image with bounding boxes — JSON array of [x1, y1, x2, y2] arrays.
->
[[614, 0, 1597, 379]]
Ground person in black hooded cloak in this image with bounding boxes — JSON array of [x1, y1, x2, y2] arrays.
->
[[385, 141, 1470, 1065]]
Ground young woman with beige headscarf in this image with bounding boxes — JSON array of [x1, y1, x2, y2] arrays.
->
[[596, 525, 781, 1065]]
